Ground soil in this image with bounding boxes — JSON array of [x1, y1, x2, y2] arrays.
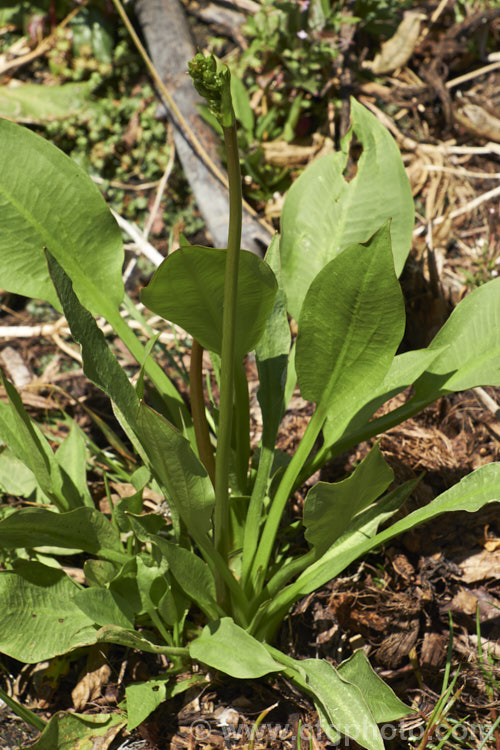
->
[[1, 1, 500, 749]]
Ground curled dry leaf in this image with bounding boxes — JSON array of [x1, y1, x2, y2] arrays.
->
[[72, 647, 112, 712], [363, 12, 426, 75]]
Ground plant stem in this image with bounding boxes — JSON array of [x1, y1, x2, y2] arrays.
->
[[241, 443, 274, 595], [213, 118, 242, 604], [248, 406, 326, 594], [190, 339, 216, 486], [234, 359, 250, 492], [298, 393, 436, 485]]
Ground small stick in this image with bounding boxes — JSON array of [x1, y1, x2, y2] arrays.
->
[[446, 61, 500, 89], [111, 209, 164, 266], [414, 185, 500, 236], [189, 340, 216, 486], [424, 166, 500, 179]]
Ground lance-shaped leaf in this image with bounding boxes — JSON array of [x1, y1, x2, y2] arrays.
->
[[0, 118, 123, 318], [296, 224, 405, 424], [141, 246, 277, 356], [0, 507, 126, 560], [337, 650, 412, 723], [135, 402, 214, 540], [293, 462, 500, 602], [46, 251, 139, 427], [0, 81, 98, 123], [280, 98, 413, 320], [273, 652, 385, 750], [304, 445, 394, 556], [0, 373, 65, 507], [25, 712, 125, 750], [148, 535, 220, 620]]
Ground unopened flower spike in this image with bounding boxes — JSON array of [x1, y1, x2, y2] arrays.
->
[[188, 52, 234, 128]]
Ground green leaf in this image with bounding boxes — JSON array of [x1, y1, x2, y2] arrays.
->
[[150, 535, 220, 620], [230, 75, 254, 139], [276, 654, 384, 750], [83, 559, 117, 588], [0, 562, 97, 662], [46, 252, 139, 428], [255, 481, 417, 641], [141, 246, 277, 356], [337, 650, 412, 723], [22, 711, 124, 750], [295, 463, 500, 600], [323, 347, 447, 447], [0, 507, 125, 560], [303, 445, 394, 555], [255, 235, 291, 450], [125, 675, 203, 732], [71, 7, 114, 63], [46, 217, 188, 431], [415, 277, 500, 397], [135, 402, 214, 539], [280, 98, 413, 320], [73, 588, 135, 630], [0, 81, 98, 123], [189, 618, 282, 678], [55, 423, 94, 508], [0, 372, 65, 507], [125, 679, 167, 732], [0, 118, 123, 317], [298, 659, 384, 750], [0, 448, 37, 497], [296, 224, 405, 422]]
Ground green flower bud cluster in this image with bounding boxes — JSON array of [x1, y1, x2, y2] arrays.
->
[[188, 53, 234, 128]]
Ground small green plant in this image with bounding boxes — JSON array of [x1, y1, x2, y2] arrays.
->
[[0, 3, 202, 234], [0, 53, 500, 749]]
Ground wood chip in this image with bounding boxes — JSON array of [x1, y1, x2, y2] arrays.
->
[[0, 346, 32, 387], [459, 549, 500, 583]]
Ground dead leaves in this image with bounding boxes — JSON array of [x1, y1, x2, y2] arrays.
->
[[72, 647, 112, 712]]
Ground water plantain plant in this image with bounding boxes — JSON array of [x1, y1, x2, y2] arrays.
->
[[0, 53, 499, 748]]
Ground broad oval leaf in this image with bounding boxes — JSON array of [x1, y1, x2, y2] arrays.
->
[[280, 98, 413, 320], [141, 246, 277, 356], [0, 118, 124, 317], [189, 617, 282, 678], [0, 562, 97, 662], [296, 223, 405, 420]]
